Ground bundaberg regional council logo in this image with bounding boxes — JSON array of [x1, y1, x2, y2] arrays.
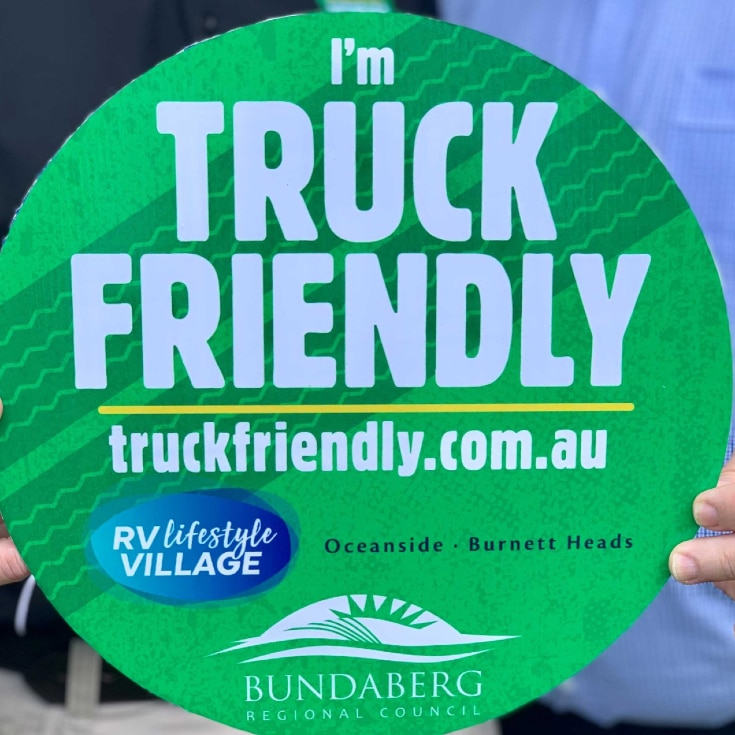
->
[[212, 594, 516, 664]]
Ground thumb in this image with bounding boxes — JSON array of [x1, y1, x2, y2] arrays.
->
[[0, 538, 29, 585]]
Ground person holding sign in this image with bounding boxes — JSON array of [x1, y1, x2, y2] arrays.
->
[[0, 2, 733, 735], [438, 1, 735, 733]]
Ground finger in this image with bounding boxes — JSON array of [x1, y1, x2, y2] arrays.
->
[[0, 537, 29, 585], [693, 484, 735, 532], [670, 535, 735, 585], [691, 455, 735, 531], [718, 453, 735, 485]]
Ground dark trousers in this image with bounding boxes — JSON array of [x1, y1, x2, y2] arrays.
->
[[501, 704, 735, 735]]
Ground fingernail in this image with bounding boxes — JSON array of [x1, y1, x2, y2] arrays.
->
[[694, 499, 719, 528], [670, 553, 699, 583]]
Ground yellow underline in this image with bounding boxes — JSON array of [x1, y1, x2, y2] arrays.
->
[[99, 402, 634, 416]]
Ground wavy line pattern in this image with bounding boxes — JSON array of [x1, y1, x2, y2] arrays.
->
[[0, 291, 70, 349], [0, 20, 689, 610]]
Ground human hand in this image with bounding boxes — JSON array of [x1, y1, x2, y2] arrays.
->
[[669, 454, 735, 600], [0, 398, 30, 585], [0, 511, 29, 585]]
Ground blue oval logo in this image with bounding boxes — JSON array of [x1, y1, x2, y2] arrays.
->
[[89, 491, 295, 604]]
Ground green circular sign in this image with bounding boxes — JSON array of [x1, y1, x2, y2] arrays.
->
[[0, 12, 730, 733]]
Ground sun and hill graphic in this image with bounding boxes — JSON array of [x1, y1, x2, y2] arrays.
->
[[213, 594, 517, 664]]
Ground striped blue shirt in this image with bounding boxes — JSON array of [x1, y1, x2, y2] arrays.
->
[[439, 0, 735, 727]]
